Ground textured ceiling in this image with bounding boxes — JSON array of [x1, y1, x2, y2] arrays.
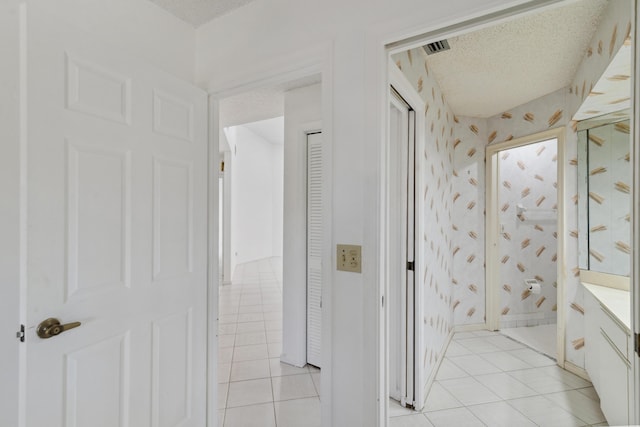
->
[[220, 87, 285, 129], [146, 0, 254, 27], [219, 74, 320, 129], [425, 0, 609, 118]]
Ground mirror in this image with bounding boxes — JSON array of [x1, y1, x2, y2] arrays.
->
[[577, 112, 631, 276], [575, 25, 632, 278]]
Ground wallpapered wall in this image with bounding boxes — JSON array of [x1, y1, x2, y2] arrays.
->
[[569, 0, 633, 117], [578, 120, 631, 275], [451, 116, 487, 325], [453, 88, 585, 367], [391, 0, 629, 379], [451, 88, 574, 332], [392, 48, 456, 403], [498, 139, 558, 327]]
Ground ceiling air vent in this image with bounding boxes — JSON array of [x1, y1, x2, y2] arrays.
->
[[423, 39, 450, 55]]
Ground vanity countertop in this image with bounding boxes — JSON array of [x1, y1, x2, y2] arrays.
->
[[582, 282, 631, 330]]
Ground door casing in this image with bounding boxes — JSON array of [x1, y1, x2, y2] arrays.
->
[[485, 128, 566, 367], [207, 49, 332, 425]]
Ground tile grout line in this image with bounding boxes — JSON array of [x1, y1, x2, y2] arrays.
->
[[398, 330, 605, 427]]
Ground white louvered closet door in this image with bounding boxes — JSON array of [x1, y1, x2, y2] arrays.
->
[[307, 132, 323, 368]]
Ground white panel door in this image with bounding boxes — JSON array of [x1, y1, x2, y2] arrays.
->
[[22, 9, 208, 427], [388, 89, 415, 407], [306, 132, 323, 368]]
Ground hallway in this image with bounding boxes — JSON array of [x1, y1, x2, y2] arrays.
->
[[217, 258, 321, 427], [390, 330, 606, 427]]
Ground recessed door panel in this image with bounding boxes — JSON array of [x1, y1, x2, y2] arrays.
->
[[153, 90, 194, 142], [153, 158, 194, 280], [66, 54, 132, 124], [152, 309, 193, 427], [67, 143, 131, 300], [65, 333, 131, 427]]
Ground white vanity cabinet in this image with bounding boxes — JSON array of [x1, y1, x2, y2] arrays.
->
[[583, 289, 601, 390], [583, 283, 633, 426]]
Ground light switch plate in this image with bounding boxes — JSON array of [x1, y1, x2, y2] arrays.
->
[[337, 244, 361, 273]]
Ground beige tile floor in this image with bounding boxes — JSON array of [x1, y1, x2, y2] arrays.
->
[[218, 258, 321, 427], [390, 330, 608, 427], [219, 259, 606, 426], [502, 324, 557, 359]]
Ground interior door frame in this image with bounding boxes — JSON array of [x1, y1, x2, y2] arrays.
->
[[632, 0, 640, 420], [206, 48, 332, 426], [386, 63, 425, 411], [485, 128, 566, 367], [380, 3, 579, 423], [0, 2, 23, 425], [207, 96, 222, 426]]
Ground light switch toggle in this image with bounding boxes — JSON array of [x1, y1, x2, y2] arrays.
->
[[337, 244, 362, 273]]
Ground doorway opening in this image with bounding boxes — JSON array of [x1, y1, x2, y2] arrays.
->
[[485, 129, 565, 360], [380, 0, 639, 422], [214, 76, 325, 425], [222, 116, 285, 284]]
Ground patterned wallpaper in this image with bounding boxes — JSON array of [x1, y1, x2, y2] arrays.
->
[[393, 48, 455, 404], [390, 0, 630, 379], [578, 120, 631, 275], [449, 88, 586, 366], [451, 116, 487, 325], [574, 43, 631, 121], [565, 0, 631, 368], [569, 0, 633, 118], [498, 139, 558, 327], [485, 90, 584, 368]]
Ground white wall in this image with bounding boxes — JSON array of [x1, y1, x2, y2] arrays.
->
[[28, 0, 196, 82], [222, 150, 233, 284], [272, 144, 284, 256], [281, 84, 322, 367], [195, 1, 547, 424], [226, 125, 284, 271]]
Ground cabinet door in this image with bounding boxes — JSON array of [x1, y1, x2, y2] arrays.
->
[[584, 292, 600, 389], [599, 331, 629, 426]]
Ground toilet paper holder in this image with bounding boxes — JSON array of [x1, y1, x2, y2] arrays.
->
[[524, 278, 541, 294]]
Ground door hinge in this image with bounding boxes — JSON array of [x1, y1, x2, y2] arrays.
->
[[16, 324, 25, 342], [407, 261, 414, 271], [635, 332, 640, 357]]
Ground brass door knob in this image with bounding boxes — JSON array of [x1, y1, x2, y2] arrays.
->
[[36, 318, 81, 339]]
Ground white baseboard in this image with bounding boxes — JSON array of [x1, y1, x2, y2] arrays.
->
[[563, 360, 590, 381], [454, 323, 489, 332], [419, 329, 455, 410]]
